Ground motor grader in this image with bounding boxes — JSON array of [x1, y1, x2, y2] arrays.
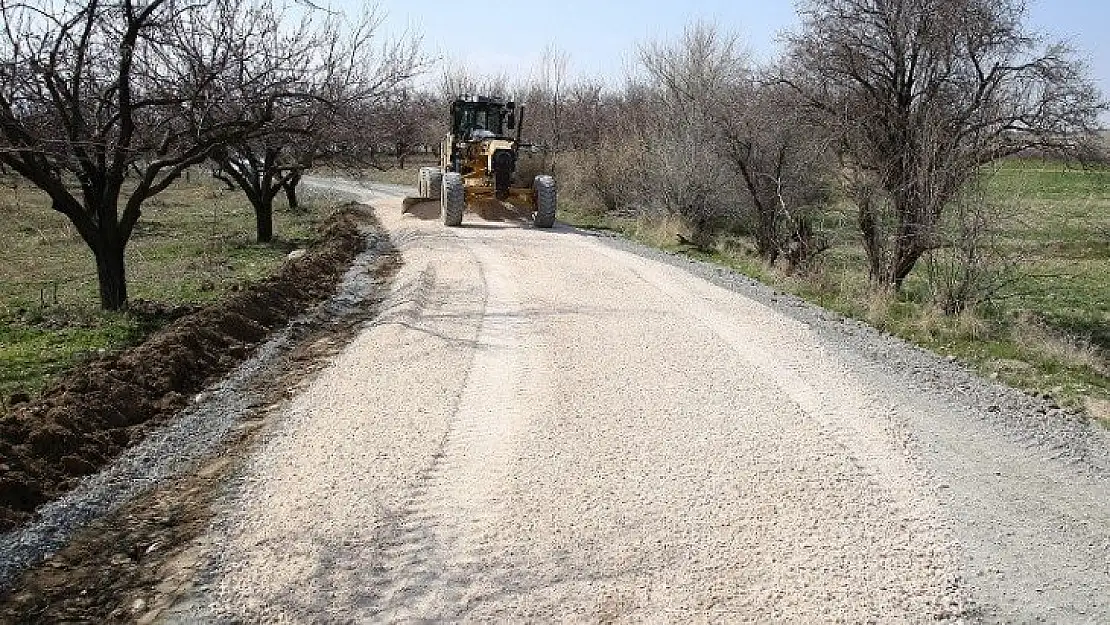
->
[[415, 95, 556, 228]]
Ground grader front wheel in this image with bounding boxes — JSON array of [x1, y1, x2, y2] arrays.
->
[[533, 175, 556, 228], [442, 172, 465, 227]]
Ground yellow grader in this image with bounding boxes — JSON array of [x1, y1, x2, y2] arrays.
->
[[415, 95, 556, 228]]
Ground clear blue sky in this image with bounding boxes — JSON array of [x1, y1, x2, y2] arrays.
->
[[357, 0, 1109, 104]]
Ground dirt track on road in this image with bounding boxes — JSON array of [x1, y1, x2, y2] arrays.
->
[[164, 180, 1110, 623]]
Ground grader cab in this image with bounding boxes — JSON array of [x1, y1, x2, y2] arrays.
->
[[416, 95, 556, 228]]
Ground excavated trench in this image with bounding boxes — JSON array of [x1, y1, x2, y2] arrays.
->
[[0, 202, 399, 622]]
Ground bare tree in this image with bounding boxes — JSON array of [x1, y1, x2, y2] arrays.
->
[[616, 79, 736, 247], [560, 82, 643, 214], [439, 64, 510, 101], [524, 43, 569, 173], [786, 0, 1106, 290], [375, 87, 441, 169], [0, 0, 309, 309], [640, 22, 833, 263], [211, 6, 423, 242], [560, 78, 606, 152]]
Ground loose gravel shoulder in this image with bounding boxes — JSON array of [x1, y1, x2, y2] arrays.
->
[[594, 234, 1110, 623], [162, 180, 1110, 624], [601, 233, 1110, 476]]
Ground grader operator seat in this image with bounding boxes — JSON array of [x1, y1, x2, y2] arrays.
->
[[450, 95, 513, 140], [470, 125, 496, 140]]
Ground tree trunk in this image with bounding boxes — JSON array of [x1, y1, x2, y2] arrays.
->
[[888, 196, 926, 291], [255, 199, 274, 243], [858, 200, 886, 286], [284, 172, 300, 211], [892, 244, 925, 292], [94, 239, 128, 311], [756, 212, 779, 264]]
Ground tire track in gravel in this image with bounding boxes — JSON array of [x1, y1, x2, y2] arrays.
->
[[160, 218, 490, 623], [596, 244, 945, 524], [370, 238, 547, 621], [589, 238, 1110, 623]]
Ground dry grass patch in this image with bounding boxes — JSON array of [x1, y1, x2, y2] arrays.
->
[[1012, 315, 1109, 377], [629, 212, 691, 250]]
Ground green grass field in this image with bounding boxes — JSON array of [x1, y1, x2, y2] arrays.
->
[[988, 161, 1109, 345], [560, 158, 1110, 419], [0, 173, 322, 406]]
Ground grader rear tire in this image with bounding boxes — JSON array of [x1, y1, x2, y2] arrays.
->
[[533, 175, 557, 228], [442, 172, 465, 227]]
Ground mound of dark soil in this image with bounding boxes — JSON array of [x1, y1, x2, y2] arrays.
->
[[0, 206, 368, 533]]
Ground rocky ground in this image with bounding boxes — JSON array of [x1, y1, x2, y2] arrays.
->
[[175, 182, 1109, 623], [2, 178, 1108, 623]]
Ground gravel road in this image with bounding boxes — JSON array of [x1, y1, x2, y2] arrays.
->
[[167, 180, 1110, 623]]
